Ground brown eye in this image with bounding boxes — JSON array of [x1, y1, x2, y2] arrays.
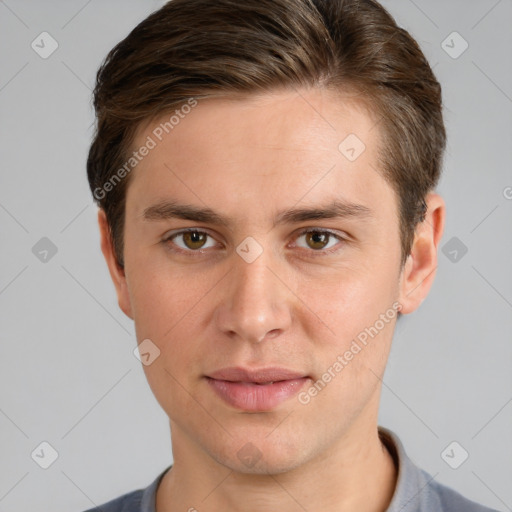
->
[[304, 231, 330, 250], [166, 230, 216, 252], [294, 229, 346, 254], [182, 231, 207, 250]]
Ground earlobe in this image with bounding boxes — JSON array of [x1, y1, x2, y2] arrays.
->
[[398, 193, 445, 315], [97, 209, 134, 320]]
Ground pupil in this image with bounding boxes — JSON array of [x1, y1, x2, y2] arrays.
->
[[185, 231, 205, 249], [310, 232, 327, 249]]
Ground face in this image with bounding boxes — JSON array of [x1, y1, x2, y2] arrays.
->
[[100, 87, 442, 474]]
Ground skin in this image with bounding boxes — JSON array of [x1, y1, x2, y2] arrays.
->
[[98, 87, 445, 512]]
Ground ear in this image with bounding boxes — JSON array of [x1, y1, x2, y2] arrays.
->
[[397, 192, 445, 315], [97, 209, 134, 319]]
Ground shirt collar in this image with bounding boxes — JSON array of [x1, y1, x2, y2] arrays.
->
[[379, 426, 437, 511], [141, 426, 429, 512]]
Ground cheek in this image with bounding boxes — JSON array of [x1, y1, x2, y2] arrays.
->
[[132, 276, 208, 417], [296, 262, 400, 343], [127, 268, 207, 410], [127, 258, 201, 335], [295, 261, 400, 406], [297, 307, 396, 432]]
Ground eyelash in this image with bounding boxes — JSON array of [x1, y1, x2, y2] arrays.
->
[[162, 227, 348, 257]]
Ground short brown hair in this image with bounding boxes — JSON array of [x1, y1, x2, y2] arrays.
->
[[87, 0, 445, 269]]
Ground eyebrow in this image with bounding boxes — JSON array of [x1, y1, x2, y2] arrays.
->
[[142, 198, 373, 228]]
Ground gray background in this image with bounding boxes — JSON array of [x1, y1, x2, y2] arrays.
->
[[0, 1, 511, 511]]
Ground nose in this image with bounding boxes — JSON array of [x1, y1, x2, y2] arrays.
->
[[214, 244, 292, 344]]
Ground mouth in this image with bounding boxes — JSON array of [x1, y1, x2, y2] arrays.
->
[[205, 367, 310, 412]]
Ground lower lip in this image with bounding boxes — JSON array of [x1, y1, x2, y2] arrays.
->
[[206, 377, 309, 411]]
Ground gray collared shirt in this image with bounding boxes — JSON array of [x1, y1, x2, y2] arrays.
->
[[84, 427, 500, 512]]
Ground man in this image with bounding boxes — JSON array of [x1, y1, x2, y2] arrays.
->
[[85, 0, 499, 511]]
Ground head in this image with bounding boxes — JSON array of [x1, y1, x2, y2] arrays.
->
[[88, 0, 445, 473]]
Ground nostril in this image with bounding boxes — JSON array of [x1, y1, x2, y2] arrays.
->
[[256, 329, 280, 342]]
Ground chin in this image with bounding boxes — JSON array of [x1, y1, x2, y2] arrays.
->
[[207, 432, 310, 476]]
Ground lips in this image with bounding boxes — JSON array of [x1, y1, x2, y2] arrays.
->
[[206, 367, 309, 411]]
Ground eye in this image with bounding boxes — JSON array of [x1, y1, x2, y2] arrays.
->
[[164, 229, 217, 252], [293, 228, 347, 254], [162, 227, 347, 256]]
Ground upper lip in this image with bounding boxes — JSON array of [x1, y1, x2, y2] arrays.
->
[[207, 367, 307, 383]]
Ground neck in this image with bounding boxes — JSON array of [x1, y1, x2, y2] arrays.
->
[[157, 421, 397, 512]]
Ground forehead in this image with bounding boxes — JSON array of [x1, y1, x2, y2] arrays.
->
[[135, 87, 380, 155], [125, 87, 394, 224]]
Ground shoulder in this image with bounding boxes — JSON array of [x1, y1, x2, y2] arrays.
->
[[81, 489, 144, 512], [80, 465, 171, 512], [378, 427, 500, 512], [422, 470, 501, 512]]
